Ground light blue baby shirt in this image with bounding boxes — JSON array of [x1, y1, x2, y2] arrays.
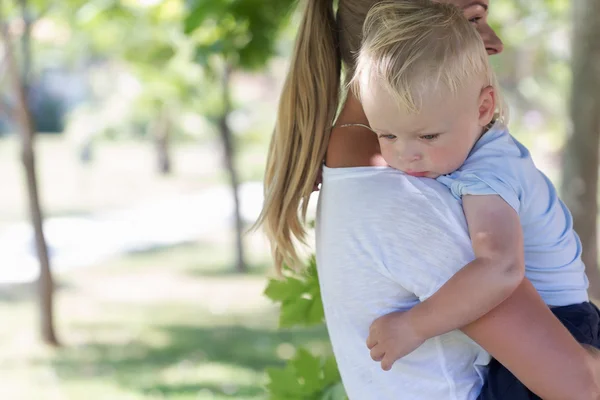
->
[[437, 123, 589, 306]]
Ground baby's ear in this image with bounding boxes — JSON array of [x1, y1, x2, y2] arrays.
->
[[478, 86, 496, 126]]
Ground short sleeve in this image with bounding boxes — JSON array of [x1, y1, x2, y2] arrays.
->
[[438, 171, 521, 214]]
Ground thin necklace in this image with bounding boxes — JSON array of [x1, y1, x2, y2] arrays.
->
[[339, 123, 375, 133]]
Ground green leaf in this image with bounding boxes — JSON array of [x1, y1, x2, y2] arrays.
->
[[265, 254, 325, 328], [322, 356, 342, 386], [183, 0, 227, 34], [264, 279, 291, 302], [321, 382, 348, 400], [264, 256, 343, 399], [293, 349, 323, 395], [305, 255, 318, 278], [280, 298, 312, 328], [307, 292, 325, 325], [267, 348, 347, 400], [266, 365, 305, 399], [264, 276, 306, 302], [184, 0, 295, 70]]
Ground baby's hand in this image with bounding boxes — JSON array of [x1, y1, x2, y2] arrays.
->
[[366, 310, 425, 371]]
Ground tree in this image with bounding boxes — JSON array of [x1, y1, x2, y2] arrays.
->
[[560, 0, 600, 299], [184, 0, 295, 273], [0, 2, 59, 346], [72, 0, 196, 175]]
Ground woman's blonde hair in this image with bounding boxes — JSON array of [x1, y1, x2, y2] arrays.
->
[[254, 0, 385, 272], [351, 0, 505, 117]]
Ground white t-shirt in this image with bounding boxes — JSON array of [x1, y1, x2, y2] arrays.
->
[[316, 166, 490, 400]]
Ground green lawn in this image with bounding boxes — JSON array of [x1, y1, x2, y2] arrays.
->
[[0, 132, 327, 399], [0, 242, 330, 400]]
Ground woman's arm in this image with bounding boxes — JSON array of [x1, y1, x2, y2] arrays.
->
[[462, 279, 600, 400]]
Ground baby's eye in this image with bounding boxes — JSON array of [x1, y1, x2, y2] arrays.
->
[[378, 134, 397, 140], [469, 16, 482, 24], [420, 134, 440, 141]]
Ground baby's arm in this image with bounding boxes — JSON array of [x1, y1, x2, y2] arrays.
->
[[368, 194, 525, 370], [409, 194, 525, 337]]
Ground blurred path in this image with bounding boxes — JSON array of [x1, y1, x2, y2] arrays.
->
[[0, 182, 266, 284]]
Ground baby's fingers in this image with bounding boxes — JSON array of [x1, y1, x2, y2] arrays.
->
[[366, 334, 377, 350], [370, 344, 385, 362], [381, 354, 396, 371]]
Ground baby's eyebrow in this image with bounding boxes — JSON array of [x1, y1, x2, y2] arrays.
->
[[371, 127, 391, 134], [463, 1, 488, 12]]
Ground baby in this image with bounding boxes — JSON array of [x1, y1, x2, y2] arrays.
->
[[349, 0, 593, 372]]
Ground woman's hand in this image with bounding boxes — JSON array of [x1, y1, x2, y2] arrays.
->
[[366, 310, 426, 371]]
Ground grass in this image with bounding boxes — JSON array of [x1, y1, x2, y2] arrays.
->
[[0, 131, 311, 399], [0, 241, 330, 400]]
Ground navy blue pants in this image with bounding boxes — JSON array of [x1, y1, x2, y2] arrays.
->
[[478, 301, 600, 400]]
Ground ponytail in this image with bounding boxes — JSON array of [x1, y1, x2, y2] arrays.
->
[[254, 0, 341, 272]]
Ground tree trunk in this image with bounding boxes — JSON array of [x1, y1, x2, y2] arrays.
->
[[19, 0, 32, 93], [153, 105, 172, 175], [560, 0, 600, 300], [0, 11, 59, 346], [219, 64, 246, 273]]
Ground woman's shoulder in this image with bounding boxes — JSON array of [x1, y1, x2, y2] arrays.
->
[[326, 125, 387, 167]]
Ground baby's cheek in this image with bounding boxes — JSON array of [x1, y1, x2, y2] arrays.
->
[[427, 148, 447, 168], [380, 144, 399, 169], [430, 148, 460, 174]]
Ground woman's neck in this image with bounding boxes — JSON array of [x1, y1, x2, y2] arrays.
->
[[335, 91, 370, 126], [326, 91, 387, 168]]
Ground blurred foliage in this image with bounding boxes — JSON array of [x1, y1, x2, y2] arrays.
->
[[266, 349, 345, 400], [50, 0, 295, 152], [183, 0, 295, 72], [70, 0, 205, 143], [264, 256, 324, 328], [488, 0, 570, 141], [4, 0, 571, 146], [264, 255, 346, 399]]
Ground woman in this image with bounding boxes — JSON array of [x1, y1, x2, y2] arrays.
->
[[255, 0, 600, 398]]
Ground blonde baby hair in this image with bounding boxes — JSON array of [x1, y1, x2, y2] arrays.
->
[[350, 0, 505, 118]]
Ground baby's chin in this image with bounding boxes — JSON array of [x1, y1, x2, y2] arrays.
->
[[387, 164, 442, 179], [419, 172, 441, 179], [398, 170, 441, 179]]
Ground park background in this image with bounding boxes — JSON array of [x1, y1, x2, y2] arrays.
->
[[0, 0, 599, 399]]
